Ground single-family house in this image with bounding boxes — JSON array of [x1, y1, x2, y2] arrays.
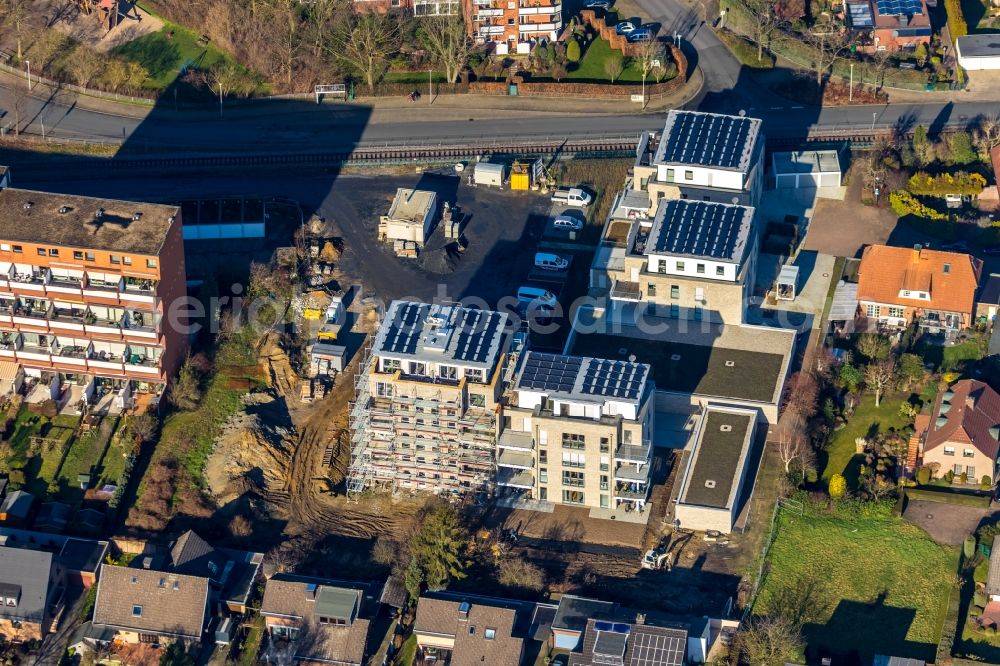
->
[[569, 617, 687, 666], [916, 380, 1000, 483], [0, 544, 63, 641], [260, 575, 373, 666], [857, 244, 982, 339], [92, 564, 210, 646], [413, 594, 527, 665]]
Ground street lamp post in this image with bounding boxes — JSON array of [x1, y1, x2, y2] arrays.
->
[[428, 68, 432, 104], [871, 111, 877, 132], [849, 62, 854, 103], [25, 60, 30, 90]]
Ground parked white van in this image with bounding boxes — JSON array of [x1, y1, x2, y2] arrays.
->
[[534, 253, 570, 271], [516, 286, 558, 309]]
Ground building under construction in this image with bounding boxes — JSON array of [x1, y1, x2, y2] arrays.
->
[[348, 300, 512, 497]]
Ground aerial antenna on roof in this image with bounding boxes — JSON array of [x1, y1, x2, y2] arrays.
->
[[738, 109, 746, 117]]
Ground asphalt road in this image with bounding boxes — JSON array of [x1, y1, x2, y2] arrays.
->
[[0, 1, 995, 155]]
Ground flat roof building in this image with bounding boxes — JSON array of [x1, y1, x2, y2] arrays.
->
[[674, 405, 758, 533], [0, 186, 187, 413], [379, 188, 438, 248], [957, 34, 1000, 71], [500, 351, 655, 513], [348, 300, 512, 496], [772, 150, 843, 189], [633, 110, 765, 209]]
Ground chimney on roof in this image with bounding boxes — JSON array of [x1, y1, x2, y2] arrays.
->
[[635, 612, 646, 625], [913, 244, 922, 261], [305, 583, 318, 600], [459, 601, 470, 620], [141, 556, 152, 569]]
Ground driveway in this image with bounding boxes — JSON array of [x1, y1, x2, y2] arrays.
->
[[903, 499, 990, 546]]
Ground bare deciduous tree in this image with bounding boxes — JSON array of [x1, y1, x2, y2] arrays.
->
[[776, 429, 806, 474], [863, 358, 897, 407], [419, 16, 473, 84], [0, 0, 30, 59], [869, 48, 894, 91], [329, 13, 400, 93], [603, 50, 625, 83], [209, 61, 250, 117], [802, 25, 847, 86], [730, 615, 805, 666], [66, 45, 104, 87], [742, 0, 785, 62], [265, 0, 304, 89], [973, 114, 1000, 159]]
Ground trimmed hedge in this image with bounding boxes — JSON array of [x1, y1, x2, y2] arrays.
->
[[907, 171, 986, 197], [890, 190, 947, 220], [905, 487, 991, 508]]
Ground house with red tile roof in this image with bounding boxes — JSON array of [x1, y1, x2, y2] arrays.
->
[[914, 380, 1000, 484], [857, 244, 983, 339]]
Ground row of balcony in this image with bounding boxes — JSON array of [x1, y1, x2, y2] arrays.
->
[[0, 334, 161, 376], [0, 299, 159, 340], [0, 266, 158, 306]]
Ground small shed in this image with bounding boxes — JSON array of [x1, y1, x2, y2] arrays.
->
[[311, 343, 347, 376], [957, 34, 1000, 71], [473, 161, 506, 187], [772, 150, 842, 188], [775, 265, 800, 301]]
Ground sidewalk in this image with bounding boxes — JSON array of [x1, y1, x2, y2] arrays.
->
[[0, 65, 703, 126]]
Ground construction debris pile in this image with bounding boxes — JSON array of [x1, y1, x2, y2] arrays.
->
[[206, 390, 296, 504]]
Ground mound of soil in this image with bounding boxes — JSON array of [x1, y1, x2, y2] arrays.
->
[[206, 390, 296, 503]]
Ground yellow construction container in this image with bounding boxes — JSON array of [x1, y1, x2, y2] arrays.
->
[[303, 308, 323, 320], [510, 162, 530, 190]]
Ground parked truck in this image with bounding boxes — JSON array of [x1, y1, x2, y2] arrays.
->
[[551, 187, 592, 207]]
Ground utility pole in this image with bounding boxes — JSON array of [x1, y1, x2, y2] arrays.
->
[[871, 111, 877, 132], [849, 62, 854, 103], [24, 60, 30, 90], [428, 68, 432, 104]]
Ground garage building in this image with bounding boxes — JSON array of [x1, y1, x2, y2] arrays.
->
[[957, 34, 1000, 71], [674, 404, 758, 534], [772, 150, 842, 188]]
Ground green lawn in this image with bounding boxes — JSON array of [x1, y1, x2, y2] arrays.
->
[[113, 8, 260, 91], [54, 416, 120, 505], [2, 409, 78, 496], [396, 634, 417, 666], [566, 38, 651, 83], [821, 392, 914, 485], [756, 508, 958, 663], [918, 337, 988, 373], [97, 420, 131, 487], [905, 487, 992, 508]]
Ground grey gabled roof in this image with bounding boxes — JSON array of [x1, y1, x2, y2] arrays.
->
[[0, 490, 35, 519], [987, 535, 1000, 598], [0, 546, 53, 624]]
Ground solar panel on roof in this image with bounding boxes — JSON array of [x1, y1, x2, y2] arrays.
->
[[650, 200, 747, 261], [662, 112, 754, 170], [876, 0, 922, 14]]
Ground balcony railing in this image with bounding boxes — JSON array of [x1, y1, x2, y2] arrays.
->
[[562, 478, 585, 488], [610, 280, 642, 302], [614, 465, 650, 482], [498, 430, 534, 451], [615, 443, 650, 463], [562, 439, 585, 450]]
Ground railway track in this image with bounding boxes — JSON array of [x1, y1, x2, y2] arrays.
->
[[10, 125, 917, 178]]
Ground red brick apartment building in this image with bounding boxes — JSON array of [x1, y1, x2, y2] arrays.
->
[[0, 188, 187, 412]]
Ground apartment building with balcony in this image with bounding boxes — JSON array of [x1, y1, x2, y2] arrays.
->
[[0, 188, 186, 411], [593, 196, 757, 326], [466, 0, 563, 55], [348, 300, 512, 496], [632, 110, 765, 212], [498, 351, 655, 512]]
